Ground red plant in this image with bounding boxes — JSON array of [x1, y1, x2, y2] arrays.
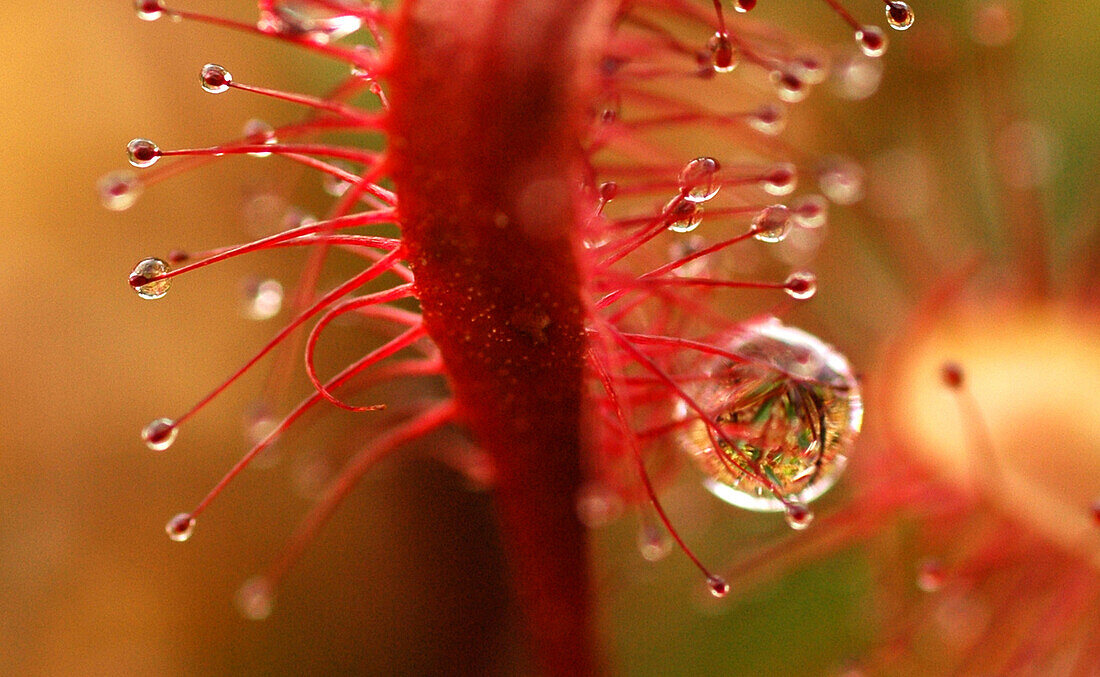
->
[[106, 0, 916, 674]]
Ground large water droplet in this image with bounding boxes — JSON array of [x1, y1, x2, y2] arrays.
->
[[885, 1, 915, 30], [129, 258, 172, 299], [200, 63, 232, 93], [751, 204, 792, 243], [677, 318, 863, 512], [666, 199, 703, 233], [165, 512, 195, 542], [257, 1, 365, 44], [707, 33, 739, 73], [142, 418, 178, 451], [679, 157, 721, 203], [97, 170, 143, 211], [126, 138, 160, 168], [236, 576, 275, 620]]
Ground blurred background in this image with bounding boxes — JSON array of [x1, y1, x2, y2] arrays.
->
[[2, 2, 1098, 675]]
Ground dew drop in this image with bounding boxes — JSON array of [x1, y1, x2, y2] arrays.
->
[[637, 518, 673, 562], [831, 54, 884, 101], [679, 157, 721, 203], [134, 0, 165, 21], [141, 418, 178, 451], [575, 483, 623, 528], [200, 63, 232, 93], [790, 54, 828, 86], [770, 70, 809, 103], [818, 156, 865, 205], [258, 1, 365, 44], [235, 576, 275, 620], [747, 103, 786, 136], [666, 199, 703, 233], [790, 194, 828, 229], [784, 501, 814, 530], [707, 33, 739, 73], [678, 318, 862, 512], [784, 271, 817, 300], [97, 170, 143, 211], [885, 1, 915, 31], [762, 162, 797, 196], [751, 204, 792, 243], [598, 181, 619, 203], [126, 138, 160, 168], [916, 558, 946, 592], [733, 0, 755, 12], [165, 512, 195, 542], [707, 575, 730, 598], [129, 257, 172, 300], [242, 118, 277, 157], [855, 25, 888, 58], [239, 277, 284, 320]]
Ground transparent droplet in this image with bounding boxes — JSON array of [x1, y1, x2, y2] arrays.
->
[[707, 33, 739, 73], [236, 576, 275, 620], [831, 54, 884, 101], [790, 194, 828, 229], [707, 575, 730, 598], [637, 517, 673, 562], [972, 1, 1018, 47], [747, 103, 787, 136], [770, 70, 809, 103], [165, 513, 195, 542], [818, 156, 865, 205], [784, 271, 817, 300], [855, 25, 888, 58], [575, 483, 623, 528], [790, 54, 829, 86], [126, 138, 160, 168], [733, 0, 755, 12], [679, 157, 721, 203], [242, 119, 278, 157], [784, 501, 814, 530], [762, 163, 797, 196], [258, 0, 365, 44], [97, 170, 143, 211], [134, 0, 165, 21], [322, 161, 355, 197], [141, 418, 177, 451], [885, 1, 915, 30], [677, 317, 863, 512], [129, 257, 172, 299], [751, 204, 792, 243], [666, 199, 703, 233], [240, 277, 284, 320], [598, 181, 619, 204], [200, 63, 232, 93], [916, 558, 946, 592]]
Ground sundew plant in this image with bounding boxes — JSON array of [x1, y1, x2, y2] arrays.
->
[[101, 0, 1099, 674]]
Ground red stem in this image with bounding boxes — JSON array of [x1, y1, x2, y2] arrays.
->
[[388, 1, 613, 674]]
